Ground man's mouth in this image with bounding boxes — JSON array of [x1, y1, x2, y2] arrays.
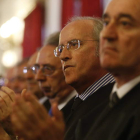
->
[[64, 65, 73, 71], [42, 87, 51, 93]]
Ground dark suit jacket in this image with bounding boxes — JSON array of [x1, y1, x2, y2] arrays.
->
[[61, 97, 75, 122], [81, 82, 140, 140], [64, 83, 114, 140]]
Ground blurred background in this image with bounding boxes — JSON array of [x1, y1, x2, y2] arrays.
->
[[0, 0, 111, 81]]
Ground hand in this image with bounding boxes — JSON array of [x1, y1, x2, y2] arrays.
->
[[0, 124, 11, 140], [11, 91, 65, 140], [0, 86, 15, 121]]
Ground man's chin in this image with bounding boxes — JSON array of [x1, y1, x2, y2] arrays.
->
[[44, 92, 58, 99], [44, 93, 53, 98]]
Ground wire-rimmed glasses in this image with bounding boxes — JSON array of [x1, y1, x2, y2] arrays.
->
[[54, 39, 98, 57], [23, 66, 35, 74]]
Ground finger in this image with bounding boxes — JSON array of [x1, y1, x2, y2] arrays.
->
[[14, 95, 35, 121], [11, 113, 35, 140], [22, 93, 49, 120], [52, 103, 64, 122], [11, 102, 47, 140], [21, 89, 27, 97], [0, 90, 14, 120], [0, 95, 7, 120], [14, 94, 47, 126], [12, 96, 41, 132], [1, 86, 15, 102], [0, 92, 7, 107]]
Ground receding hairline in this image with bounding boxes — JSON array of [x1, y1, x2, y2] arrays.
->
[[66, 16, 102, 25], [63, 16, 103, 40], [60, 16, 103, 56]]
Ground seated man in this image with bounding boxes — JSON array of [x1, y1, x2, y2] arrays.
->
[[11, 58, 29, 94], [23, 51, 51, 111], [10, 17, 115, 140], [12, 0, 140, 140], [34, 32, 77, 119]]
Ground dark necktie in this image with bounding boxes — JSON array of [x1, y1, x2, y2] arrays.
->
[[109, 92, 119, 108], [71, 97, 83, 112], [66, 97, 83, 122]]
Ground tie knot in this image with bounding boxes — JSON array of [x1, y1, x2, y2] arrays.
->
[[109, 92, 119, 108], [72, 97, 83, 111]]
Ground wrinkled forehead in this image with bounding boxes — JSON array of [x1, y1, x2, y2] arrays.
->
[[36, 46, 62, 66], [59, 20, 94, 44], [104, 0, 140, 19]]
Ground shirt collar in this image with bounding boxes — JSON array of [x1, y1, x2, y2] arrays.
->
[[58, 90, 77, 110], [39, 96, 48, 104], [111, 75, 140, 99], [78, 73, 115, 101]]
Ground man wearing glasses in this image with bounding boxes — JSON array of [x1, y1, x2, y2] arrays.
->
[[32, 32, 77, 119], [0, 32, 76, 140], [10, 17, 114, 140], [23, 51, 51, 111]]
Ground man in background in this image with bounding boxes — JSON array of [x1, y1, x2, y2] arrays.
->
[[34, 32, 77, 119], [23, 51, 51, 110], [12, 58, 29, 94], [4, 66, 16, 89]]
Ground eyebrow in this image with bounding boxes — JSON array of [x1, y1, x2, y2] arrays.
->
[[34, 64, 55, 69], [102, 13, 109, 19], [117, 13, 134, 21], [59, 39, 79, 46], [102, 13, 135, 21]]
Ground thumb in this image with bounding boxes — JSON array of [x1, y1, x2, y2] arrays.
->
[[21, 89, 27, 97], [52, 102, 64, 121]]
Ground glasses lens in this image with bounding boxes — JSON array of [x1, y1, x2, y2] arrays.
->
[[54, 47, 59, 57], [43, 66, 54, 76], [69, 40, 80, 50], [32, 65, 40, 74], [31, 66, 36, 74], [23, 67, 28, 74], [54, 46, 63, 57]]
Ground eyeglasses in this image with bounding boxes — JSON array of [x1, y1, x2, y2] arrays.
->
[[23, 66, 35, 74], [31, 64, 58, 76], [54, 39, 98, 57]]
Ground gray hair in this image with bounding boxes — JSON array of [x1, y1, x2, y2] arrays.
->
[[44, 31, 60, 47], [67, 16, 103, 56]]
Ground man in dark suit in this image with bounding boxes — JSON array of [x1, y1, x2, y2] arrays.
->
[[10, 17, 114, 140], [57, 16, 114, 140], [9, 0, 140, 139], [33, 32, 77, 120], [80, 0, 140, 139]]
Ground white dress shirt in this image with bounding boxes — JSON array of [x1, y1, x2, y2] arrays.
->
[[111, 75, 140, 100]]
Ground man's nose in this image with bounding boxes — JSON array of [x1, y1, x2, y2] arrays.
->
[[101, 21, 118, 41], [59, 46, 71, 62], [35, 68, 46, 82], [25, 70, 34, 79]]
